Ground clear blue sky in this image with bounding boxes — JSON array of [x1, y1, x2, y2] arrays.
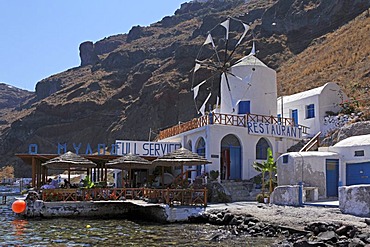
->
[[0, 1, 187, 91]]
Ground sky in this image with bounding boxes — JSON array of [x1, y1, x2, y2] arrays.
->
[[0, 0, 188, 91]]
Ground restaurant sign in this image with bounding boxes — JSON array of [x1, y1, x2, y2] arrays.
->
[[247, 122, 303, 140]]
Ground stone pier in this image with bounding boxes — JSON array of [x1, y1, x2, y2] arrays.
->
[[22, 199, 205, 223]]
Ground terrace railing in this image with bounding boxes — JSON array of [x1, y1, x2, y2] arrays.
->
[[41, 187, 208, 207], [157, 112, 308, 140]]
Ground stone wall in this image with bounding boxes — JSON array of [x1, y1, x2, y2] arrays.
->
[[339, 185, 370, 217], [22, 199, 204, 223], [270, 185, 300, 206]]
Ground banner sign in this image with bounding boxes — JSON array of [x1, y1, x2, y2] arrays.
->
[[115, 140, 181, 157], [27, 141, 181, 157]]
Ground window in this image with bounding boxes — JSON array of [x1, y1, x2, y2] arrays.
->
[[277, 114, 281, 124], [256, 138, 270, 160], [282, 155, 289, 163], [238, 101, 250, 114], [354, 150, 364, 157], [306, 104, 315, 119]]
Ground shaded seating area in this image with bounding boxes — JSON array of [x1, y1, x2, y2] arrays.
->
[[17, 148, 211, 207]]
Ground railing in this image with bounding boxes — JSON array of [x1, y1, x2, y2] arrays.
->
[[157, 112, 308, 140], [300, 131, 322, 152], [170, 169, 197, 188], [143, 188, 207, 206], [41, 187, 207, 207]]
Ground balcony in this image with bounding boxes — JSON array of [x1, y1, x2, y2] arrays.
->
[[157, 113, 309, 140]]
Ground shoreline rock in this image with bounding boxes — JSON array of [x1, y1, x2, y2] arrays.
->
[[191, 203, 370, 246]]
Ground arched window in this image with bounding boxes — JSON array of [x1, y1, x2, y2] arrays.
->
[[256, 138, 271, 160], [195, 138, 206, 177]]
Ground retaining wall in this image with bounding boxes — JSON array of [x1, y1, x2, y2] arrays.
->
[[22, 199, 204, 223], [339, 185, 370, 217], [270, 185, 300, 206]]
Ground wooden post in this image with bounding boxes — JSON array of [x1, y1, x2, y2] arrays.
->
[[32, 157, 36, 189], [36, 160, 42, 190], [104, 163, 108, 184], [162, 166, 165, 189], [101, 164, 104, 183], [204, 187, 207, 207], [181, 165, 184, 188]]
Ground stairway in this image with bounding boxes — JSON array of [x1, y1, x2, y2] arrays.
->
[[221, 180, 256, 202]]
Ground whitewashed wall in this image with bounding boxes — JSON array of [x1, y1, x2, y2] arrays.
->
[[277, 152, 341, 198]]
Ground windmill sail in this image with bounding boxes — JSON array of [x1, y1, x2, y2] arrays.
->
[[199, 92, 212, 116], [236, 23, 250, 46], [192, 80, 207, 100], [220, 19, 230, 40], [203, 33, 215, 47], [249, 41, 256, 56]]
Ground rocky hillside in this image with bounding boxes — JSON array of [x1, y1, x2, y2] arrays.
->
[[0, 0, 369, 177], [0, 83, 33, 129]]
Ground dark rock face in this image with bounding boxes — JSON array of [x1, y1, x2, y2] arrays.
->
[[79, 41, 99, 66], [0, 83, 33, 110], [35, 78, 63, 100], [260, 0, 370, 54]]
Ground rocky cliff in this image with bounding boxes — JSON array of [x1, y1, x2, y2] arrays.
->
[[0, 0, 369, 176]]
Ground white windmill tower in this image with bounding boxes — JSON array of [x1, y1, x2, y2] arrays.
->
[[192, 17, 277, 117]]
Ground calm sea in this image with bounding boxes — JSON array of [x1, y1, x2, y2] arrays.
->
[[0, 194, 276, 246]]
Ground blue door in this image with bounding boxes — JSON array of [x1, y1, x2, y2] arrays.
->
[[229, 146, 241, 180], [326, 159, 339, 197], [346, 162, 370, 185], [292, 109, 298, 126]]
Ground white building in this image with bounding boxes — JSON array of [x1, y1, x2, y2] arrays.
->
[[277, 134, 370, 199], [327, 134, 370, 186], [158, 54, 308, 181], [277, 82, 348, 137]]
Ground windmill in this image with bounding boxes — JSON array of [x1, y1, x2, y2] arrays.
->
[[191, 17, 256, 116]]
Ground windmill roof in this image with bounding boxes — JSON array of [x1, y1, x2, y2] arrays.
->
[[233, 55, 267, 68]]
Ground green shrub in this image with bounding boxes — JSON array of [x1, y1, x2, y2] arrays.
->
[[256, 193, 269, 203]]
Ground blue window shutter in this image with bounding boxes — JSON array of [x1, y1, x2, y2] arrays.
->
[[238, 101, 250, 114]]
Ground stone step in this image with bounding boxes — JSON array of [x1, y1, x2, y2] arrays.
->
[[220, 180, 256, 202]]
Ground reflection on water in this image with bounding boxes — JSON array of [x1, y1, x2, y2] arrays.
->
[[0, 196, 275, 246], [11, 219, 28, 236]]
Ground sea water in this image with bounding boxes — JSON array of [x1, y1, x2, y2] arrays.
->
[[0, 195, 276, 246]]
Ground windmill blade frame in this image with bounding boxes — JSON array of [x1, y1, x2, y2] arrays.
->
[[191, 17, 254, 115]]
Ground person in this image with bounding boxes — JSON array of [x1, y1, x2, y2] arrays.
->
[[41, 178, 56, 189], [63, 179, 71, 189]]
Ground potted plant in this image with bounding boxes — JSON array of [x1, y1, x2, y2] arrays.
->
[[253, 147, 276, 202]]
